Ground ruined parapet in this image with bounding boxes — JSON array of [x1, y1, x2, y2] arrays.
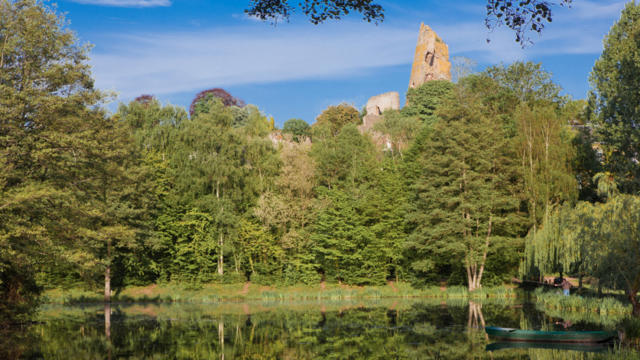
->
[[361, 92, 400, 131], [408, 23, 451, 89], [359, 92, 399, 150]]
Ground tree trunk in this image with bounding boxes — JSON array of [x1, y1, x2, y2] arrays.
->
[[629, 286, 640, 317], [630, 293, 640, 317], [216, 185, 224, 276], [579, 273, 583, 290], [476, 215, 492, 288], [466, 263, 474, 291], [218, 233, 224, 275], [105, 239, 111, 303]]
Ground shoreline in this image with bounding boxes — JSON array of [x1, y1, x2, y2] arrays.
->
[[42, 282, 520, 305]]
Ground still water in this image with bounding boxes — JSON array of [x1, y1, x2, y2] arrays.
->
[[2, 298, 632, 359]]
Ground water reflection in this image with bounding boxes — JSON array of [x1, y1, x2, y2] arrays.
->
[[1, 299, 631, 359]]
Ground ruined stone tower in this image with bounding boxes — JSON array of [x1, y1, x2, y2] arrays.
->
[[408, 23, 451, 88]]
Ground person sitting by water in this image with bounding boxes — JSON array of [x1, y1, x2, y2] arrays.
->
[[555, 278, 572, 296]]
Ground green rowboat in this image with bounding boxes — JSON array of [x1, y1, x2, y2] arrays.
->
[[486, 341, 612, 353], [485, 326, 618, 343]]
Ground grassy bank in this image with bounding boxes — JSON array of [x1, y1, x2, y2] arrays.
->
[[42, 282, 520, 305], [534, 287, 630, 315]]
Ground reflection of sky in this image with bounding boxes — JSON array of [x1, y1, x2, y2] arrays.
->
[[58, 0, 627, 125]]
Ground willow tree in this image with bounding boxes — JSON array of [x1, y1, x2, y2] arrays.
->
[[524, 202, 597, 287], [590, 195, 640, 316]]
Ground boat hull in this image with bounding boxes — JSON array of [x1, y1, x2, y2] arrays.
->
[[486, 341, 613, 353], [485, 326, 618, 343]]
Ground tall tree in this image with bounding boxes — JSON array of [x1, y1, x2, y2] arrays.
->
[[0, 0, 105, 318], [114, 98, 187, 284], [71, 118, 143, 302], [173, 99, 243, 277], [311, 125, 387, 284], [407, 76, 522, 290], [589, 1, 640, 194], [515, 102, 577, 230], [171, 98, 278, 279], [254, 141, 319, 284]]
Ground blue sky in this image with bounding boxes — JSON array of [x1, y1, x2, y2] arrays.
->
[[56, 0, 628, 126]]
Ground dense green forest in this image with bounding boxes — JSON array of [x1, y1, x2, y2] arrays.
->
[[3, 0, 640, 325]]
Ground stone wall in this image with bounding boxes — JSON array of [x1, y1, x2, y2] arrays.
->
[[362, 91, 400, 130], [358, 92, 399, 150]]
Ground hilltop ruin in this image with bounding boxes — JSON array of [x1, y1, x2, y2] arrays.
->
[[409, 23, 451, 88]]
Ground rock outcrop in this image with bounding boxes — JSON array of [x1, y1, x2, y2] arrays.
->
[[408, 23, 451, 89]]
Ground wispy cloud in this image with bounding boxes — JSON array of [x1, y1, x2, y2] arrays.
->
[[435, 0, 625, 61], [71, 0, 171, 7], [90, 24, 417, 98], [570, 0, 627, 20], [89, 0, 624, 101]]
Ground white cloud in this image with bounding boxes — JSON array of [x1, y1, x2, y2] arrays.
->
[[432, 0, 626, 62], [90, 24, 417, 98], [71, 0, 171, 7], [569, 0, 627, 20], [89, 0, 625, 101]]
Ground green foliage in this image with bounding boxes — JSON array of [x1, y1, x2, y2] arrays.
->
[[0, 0, 107, 322], [373, 109, 421, 158], [404, 80, 454, 125], [282, 118, 310, 142], [589, 2, 640, 193], [311, 124, 378, 189], [486, 61, 563, 103], [313, 103, 361, 137], [237, 218, 283, 282], [515, 101, 578, 229], [312, 187, 386, 284], [527, 194, 640, 316], [311, 125, 388, 284], [406, 75, 524, 290], [167, 98, 279, 281]]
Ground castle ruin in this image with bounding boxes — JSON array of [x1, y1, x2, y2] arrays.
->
[[357, 24, 451, 146], [408, 23, 451, 88]]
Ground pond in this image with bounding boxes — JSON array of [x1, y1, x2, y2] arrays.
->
[[2, 298, 632, 359]]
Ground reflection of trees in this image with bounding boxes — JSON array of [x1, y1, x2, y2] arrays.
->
[[468, 301, 486, 330], [105, 303, 112, 360], [4, 302, 634, 359], [218, 320, 224, 360]]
